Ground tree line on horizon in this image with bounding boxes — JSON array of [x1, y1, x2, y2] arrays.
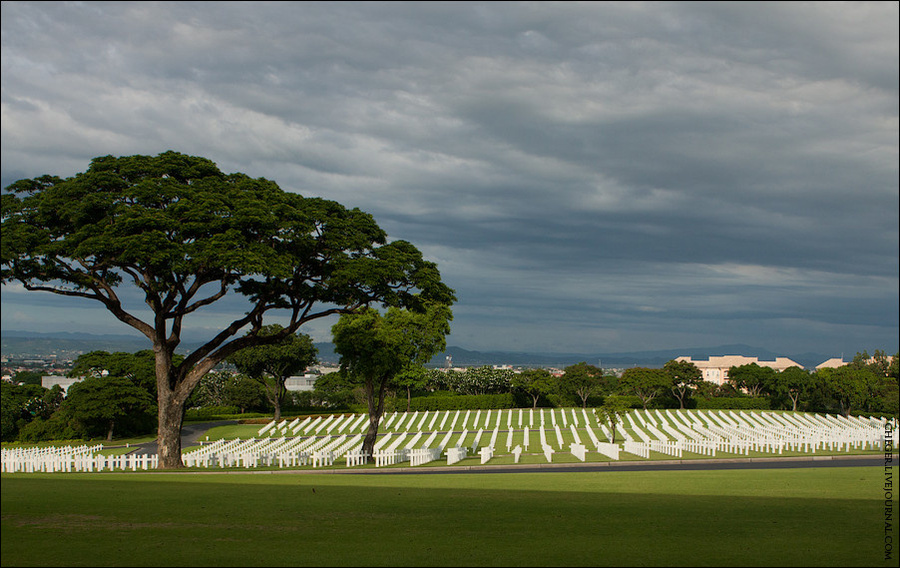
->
[[3, 346, 896, 444]]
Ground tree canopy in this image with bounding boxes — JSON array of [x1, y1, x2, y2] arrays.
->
[[561, 362, 604, 408], [227, 325, 317, 421], [332, 303, 452, 459], [663, 359, 702, 409], [1, 151, 454, 467], [619, 367, 672, 409], [63, 375, 157, 441]]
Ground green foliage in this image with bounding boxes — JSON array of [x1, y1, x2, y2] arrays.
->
[[427, 367, 516, 396], [663, 359, 702, 409], [11, 370, 42, 386], [393, 365, 430, 412], [726, 363, 776, 397], [511, 368, 558, 408], [1, 382, 59, 441], [184, 406, 242, 421], [63, 375, 157, 441], [310, 371, 365, 408], [69, 350, 163, 396], [225, 375, 268, 414], [694, 397, 771, 410], [765, 366, 814, 411], [227, 325, 317, 420], [2, 151, 455, 467], [404, 393, 515, 411], [560, 362, 604, 408], [601, 394, 645, 409], [190, 372, 238, 407], [618, 367, 672, 409], [333, 303, 453, 456], [596, 395, 631, 443]]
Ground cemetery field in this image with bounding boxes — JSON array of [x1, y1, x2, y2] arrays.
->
[[0, 466, 891, 567]]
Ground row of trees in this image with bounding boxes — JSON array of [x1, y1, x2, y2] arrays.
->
[[4, 347, 896, 444], [306, 350, 899, 417]]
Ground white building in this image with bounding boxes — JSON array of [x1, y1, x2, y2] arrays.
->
[[674, 355, 803, 386], [284, 373, 321, 392], [41, 375, 83, 394], [815, 358, 848, 370]]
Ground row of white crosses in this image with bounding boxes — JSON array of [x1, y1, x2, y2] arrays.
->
[[1, 444, 159, 473], [4, 408, 891, 472], [617, 409, 891, 459]]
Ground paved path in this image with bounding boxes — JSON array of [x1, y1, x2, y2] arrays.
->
[[128, 420, 238, 456]]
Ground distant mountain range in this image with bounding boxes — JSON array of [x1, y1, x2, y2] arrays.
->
[[2, 329, 832, 370]]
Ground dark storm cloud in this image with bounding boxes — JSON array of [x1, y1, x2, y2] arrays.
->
[[1, 1, 897, 355]]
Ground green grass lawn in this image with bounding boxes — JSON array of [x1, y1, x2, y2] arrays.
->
[[1, 466, 891, 567]]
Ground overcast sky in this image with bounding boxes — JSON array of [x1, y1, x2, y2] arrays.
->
[[2, 1, 898, 357]]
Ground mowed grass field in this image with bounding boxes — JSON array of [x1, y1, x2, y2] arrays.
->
[[1, 466, 891, 567]]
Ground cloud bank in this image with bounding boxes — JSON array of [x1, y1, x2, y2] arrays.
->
[[2, 1, 897, 356]]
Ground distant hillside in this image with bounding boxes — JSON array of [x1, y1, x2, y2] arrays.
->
[[3, 331, 154, 358], [429, 343, 829, 370], [2, 330, 829, 370]]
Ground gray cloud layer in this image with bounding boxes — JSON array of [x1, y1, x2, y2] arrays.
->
[[2, 1, 897, 355]]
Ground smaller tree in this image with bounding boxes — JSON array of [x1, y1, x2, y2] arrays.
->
[[64, 375, 156, 441], [816, 366, 870, 417], [394, 365, 429, 412], [768, 366, 812, 411], [227, 326, 317, 421], [619, 367, 672, 409], [70, 350, 164, 397], [595, 397, 631, 444], [191, 372, 238, 408], [561, 362, 604, 408], [311, 371, 363, 408], [332, 303, 452, 461], [1, 382, 53, 441], [511, 369, 557, 408], [663, 359, 703, 409], [726, 363, 774, 397], [226, 375, 268, 414]]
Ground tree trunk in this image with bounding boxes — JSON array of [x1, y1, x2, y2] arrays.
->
[[154, 342, 186, 469], [274, 377, 288, 422], [273, 396, 282, 422], [107, 419, 115, 442], [157, 391, 185, 469], [361, 376, 388, 462]]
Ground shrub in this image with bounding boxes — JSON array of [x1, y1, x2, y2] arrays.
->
[[695, 397, 770, 410], [407, 393, 515, 411]]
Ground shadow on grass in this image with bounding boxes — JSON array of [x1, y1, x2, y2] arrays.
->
[[0, 469, 889, 567]]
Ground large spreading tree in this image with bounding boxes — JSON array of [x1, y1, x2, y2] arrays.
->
[[1, 151, 454, 468]]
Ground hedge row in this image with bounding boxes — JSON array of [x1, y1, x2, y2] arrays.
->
[[405, 393, 516, 411], [693, 397, 771, 410]]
